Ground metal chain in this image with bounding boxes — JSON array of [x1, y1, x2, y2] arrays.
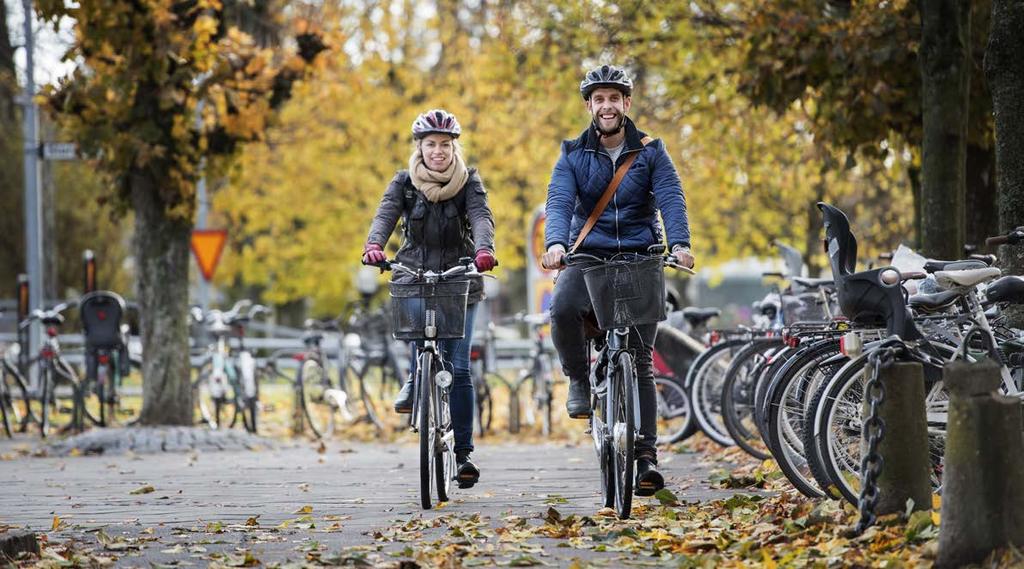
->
[[852, 344, 897, 535]]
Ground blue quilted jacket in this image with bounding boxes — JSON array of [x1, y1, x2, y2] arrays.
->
[[544, 117, 690, 252]]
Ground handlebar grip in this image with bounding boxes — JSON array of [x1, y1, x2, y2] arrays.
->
[[987, 235, 1009, 246]]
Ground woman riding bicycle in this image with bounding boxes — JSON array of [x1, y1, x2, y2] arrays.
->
[[362, 109, 497, 488]]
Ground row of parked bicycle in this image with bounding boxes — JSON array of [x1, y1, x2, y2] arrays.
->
[[668, 202, 1024, 507]]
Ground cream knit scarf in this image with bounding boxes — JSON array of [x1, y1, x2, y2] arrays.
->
[[408, 143, 470, 203]]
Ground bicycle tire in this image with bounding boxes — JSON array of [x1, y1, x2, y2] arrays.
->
[[1, 363, 32, 435], [653, 376, 693, 445], [358, 367, 384, 434], [688, 339, 748, 446], [419, 351, 434, 510], [39, 364, 52, 438], [613, 351, 636, 519], [300, 358, 333, 438], [807, 342, 953, 503], [435, 374, 453, 503], [763, 338, 842, 498], [721, 339, 782, 460], [752, 345, 795, 439]]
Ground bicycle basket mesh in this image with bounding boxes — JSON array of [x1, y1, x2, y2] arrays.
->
[[782, 292, 830, 324], [581, 258, 666, 330], [389, 280, 470, 340]]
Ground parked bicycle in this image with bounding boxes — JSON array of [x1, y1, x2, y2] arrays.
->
[[23, 302, 86, 437], [78, 291, 141, 427], [267, 317, 355, 438], [564, 247, 692, 519], [191, 300, 270, 433]]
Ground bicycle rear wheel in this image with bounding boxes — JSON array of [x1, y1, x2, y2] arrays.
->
[[418, 352, 435, 510], [1, 364, 31, 436], [612, 351, 636, 519]]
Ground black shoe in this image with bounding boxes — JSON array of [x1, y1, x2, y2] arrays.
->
[[635, 453, 664, 497], [566, 379, 592, 419], [393, 379, 414, 414], [456, 451, 480, 488]]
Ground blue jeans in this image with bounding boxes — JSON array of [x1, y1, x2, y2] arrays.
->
[[409, 302, 478, 454]]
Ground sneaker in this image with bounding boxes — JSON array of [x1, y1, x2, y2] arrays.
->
[[634, 452, 665, 497], [456, 451, 480, 488]]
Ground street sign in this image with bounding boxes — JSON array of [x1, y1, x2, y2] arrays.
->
[[39, 142, 79, 161], [190, 229, 228, 282]]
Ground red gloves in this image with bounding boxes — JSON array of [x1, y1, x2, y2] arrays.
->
[[474, 250, 497, 272], [362, 243, 386, 265]]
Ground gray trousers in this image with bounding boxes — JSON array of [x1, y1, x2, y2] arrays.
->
[[549, 264, 659, 455]]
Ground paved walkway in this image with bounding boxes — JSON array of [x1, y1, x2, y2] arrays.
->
[[0, 433, 747, 567]]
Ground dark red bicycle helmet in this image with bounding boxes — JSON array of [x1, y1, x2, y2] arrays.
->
[[579, 64, 633, 100], [411, 109, 462, 139]]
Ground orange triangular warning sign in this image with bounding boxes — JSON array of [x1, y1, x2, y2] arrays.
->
[[191, 229, 227, 281]]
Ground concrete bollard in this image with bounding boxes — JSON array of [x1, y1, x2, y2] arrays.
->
[[937, 359, 1024, 568], [865, 360, 932, 517]]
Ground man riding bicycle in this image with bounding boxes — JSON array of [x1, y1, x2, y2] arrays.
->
[[541, 64, 695, 495]]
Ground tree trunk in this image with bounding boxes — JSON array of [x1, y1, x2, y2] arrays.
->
[[132, 170, 193, 425], [985, 0, 1024, 327], [919, 0, 971, 259], [0, 0, 15, 123], [965, 143, 997, 252]]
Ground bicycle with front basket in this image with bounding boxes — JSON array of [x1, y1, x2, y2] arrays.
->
[[373, 257, 489, 509], [564, 247, 692, 519]]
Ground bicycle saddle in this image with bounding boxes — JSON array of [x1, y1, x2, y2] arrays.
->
[[923, 259, 989, 273], [791, 277, 834, 290], [986, 275, 1024, 304], [934, 267, 1002, 289], [908, 289, 962, 313], [681, 307, 720, 328]]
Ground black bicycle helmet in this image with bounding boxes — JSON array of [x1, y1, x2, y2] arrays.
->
[[579, 64, 634, 100], [411, 109, 461, 139]]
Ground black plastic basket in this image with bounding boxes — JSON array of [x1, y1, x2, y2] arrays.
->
[[389, 280, 470, 340], [581, 258, 666, 330]]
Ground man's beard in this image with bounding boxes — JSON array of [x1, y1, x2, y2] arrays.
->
[[592, 112, 625, 136]]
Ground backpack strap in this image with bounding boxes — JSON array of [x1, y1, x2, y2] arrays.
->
[[570, 136, 653, 253]]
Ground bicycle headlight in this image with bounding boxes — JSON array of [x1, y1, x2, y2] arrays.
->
[[435, 370, 453, 389]]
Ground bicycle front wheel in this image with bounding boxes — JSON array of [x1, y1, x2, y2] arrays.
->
[[611, 351, 636, 519], [435, 376, 454, 503], [418, 351, 435, 510]]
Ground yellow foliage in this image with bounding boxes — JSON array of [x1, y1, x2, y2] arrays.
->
[[214, 0, 915, 310]]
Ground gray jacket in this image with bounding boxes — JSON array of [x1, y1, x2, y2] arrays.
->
[[366, 168, 496, 303]]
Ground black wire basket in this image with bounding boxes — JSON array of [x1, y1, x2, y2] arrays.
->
[[389, 280, 470, 340], [581, 258, 666, 331]]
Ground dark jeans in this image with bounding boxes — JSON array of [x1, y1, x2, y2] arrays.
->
[[409, 302, 478, 454], [550, 264, 658, 455]]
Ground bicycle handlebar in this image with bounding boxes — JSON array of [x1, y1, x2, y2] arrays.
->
[[364, 258, 490, 280], [986, 227, 1024, 246], [563, 252, 696, 275]]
